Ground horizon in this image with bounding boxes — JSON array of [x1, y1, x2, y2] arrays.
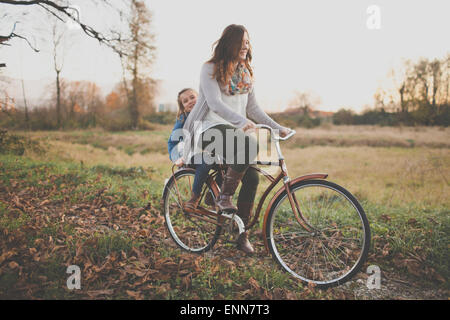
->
[[1, 0, 449, 113]]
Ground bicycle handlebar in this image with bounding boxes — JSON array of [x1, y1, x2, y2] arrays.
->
[[254, 124, 296, 141]]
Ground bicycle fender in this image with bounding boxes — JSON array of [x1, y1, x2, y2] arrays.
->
[[262, 173, 328, 254]]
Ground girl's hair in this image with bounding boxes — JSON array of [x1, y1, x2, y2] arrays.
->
[[176, 88, 196, 119], [208, 24, 253, 87]]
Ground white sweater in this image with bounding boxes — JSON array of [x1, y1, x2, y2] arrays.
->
[[181, 62, 287, 163], [202, 91, 248, 133]]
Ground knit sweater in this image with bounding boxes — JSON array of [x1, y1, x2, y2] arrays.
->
[[202, 90, 248, 132], [181, 62, 287, 163]]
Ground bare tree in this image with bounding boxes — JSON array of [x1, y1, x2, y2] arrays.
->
[[0, 0, 128, 55], [120, 0, 157, 129], [442, 53, 450, 107], [51, 20, 66, 128]]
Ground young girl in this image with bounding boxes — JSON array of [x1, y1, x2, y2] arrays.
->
[[168, 88, 221, 210], [168, 88, 196, 163]]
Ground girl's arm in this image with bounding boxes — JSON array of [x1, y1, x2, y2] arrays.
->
[[167, 115, 186, 162]]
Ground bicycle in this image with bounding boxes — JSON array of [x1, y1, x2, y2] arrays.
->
[[161, 124, 371, 288]]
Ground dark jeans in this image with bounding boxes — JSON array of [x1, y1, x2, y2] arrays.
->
[[199, 124, 260, 203], [191, 161, 223, 196]]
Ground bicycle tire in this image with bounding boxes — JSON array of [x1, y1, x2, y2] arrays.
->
[[265, 179, 371, 288], [162, 168, 222, 253]]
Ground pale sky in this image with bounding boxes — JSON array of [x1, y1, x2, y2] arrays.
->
[[1, 0, 449, 112]]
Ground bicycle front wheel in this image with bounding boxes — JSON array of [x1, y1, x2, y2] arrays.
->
[[266, 179, 370, 288], [162, 169, 221, 253]]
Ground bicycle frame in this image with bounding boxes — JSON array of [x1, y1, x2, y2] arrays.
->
[[170, 125, 328, 253], [214, 125, 330, 253]]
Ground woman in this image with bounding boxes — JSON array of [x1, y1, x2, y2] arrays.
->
[[176, 24, 291, 254]]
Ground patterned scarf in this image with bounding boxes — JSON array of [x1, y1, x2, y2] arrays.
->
[[226, 62, 253, 95]]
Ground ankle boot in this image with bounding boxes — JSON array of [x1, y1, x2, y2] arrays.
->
[[236, 201, 255, 254], [183, 192, 201, 212], [237, 231, 254, 254], [215, 167, 246, 212]]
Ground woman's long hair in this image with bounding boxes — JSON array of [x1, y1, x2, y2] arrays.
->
[[208, 24, 253, 87]]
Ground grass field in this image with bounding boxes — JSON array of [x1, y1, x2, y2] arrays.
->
[[0, 125, 449, 299]]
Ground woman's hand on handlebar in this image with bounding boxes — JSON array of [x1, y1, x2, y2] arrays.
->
[[279, 127, 292, 138], [242, 120, 256, 132]]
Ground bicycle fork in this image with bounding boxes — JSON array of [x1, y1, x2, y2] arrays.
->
[[278, 160, 315, 233]]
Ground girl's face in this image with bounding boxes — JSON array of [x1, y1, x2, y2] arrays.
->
[[180, 90, 197, 112], [239, 32, 250, 61]]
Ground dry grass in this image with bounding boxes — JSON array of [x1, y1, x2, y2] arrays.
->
[[18, 125, 450, 207], [281, 146, 449, 206], [286, 125, 450, 148]]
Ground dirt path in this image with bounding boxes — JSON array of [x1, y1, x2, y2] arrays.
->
[[337, 273, 448, 300]]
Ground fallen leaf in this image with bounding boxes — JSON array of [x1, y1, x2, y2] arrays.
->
[[248, 277, 261, 293], [126, 290, 143, 300], [39, 199, 50, 206], [86, 289, 114, 297]]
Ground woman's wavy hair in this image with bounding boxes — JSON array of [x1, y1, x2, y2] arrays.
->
[[208, 24, 253, 86], [176, 88, 196, 119]]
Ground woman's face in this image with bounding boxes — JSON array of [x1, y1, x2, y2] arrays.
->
[[180, 90, 197, 112], [239, 32, 250, 61]]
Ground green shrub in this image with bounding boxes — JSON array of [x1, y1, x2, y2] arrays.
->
[[99, 108, 133, 131]]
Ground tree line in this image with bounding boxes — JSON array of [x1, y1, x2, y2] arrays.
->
[[0, 79, 159, 131], [334, 54, 450, 127]]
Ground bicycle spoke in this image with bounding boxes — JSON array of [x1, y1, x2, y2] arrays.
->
[[163, 171, 221, 253], [167, 186, 183, 209]]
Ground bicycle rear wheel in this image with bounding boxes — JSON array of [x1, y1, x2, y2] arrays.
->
[[162, 168, 222, 253], [266, 179, 370, 288]]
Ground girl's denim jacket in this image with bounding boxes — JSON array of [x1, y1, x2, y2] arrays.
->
[[167, 112, 189, 162]]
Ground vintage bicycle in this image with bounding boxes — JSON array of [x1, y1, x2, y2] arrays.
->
[[161, 125, 371, 288]]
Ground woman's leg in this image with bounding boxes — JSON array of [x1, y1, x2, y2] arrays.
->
[[200, 124, 259, 254], [201, 124, 258, 212], [237, 166, 259, 205], [235, 167, 259, 254], [201, 124, 258, 173]]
